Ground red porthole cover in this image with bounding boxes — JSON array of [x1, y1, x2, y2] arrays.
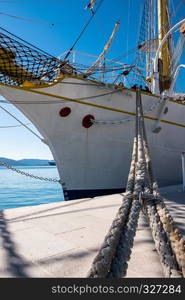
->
[[59, 107, 71, 117], [82, 114, 95, 128]]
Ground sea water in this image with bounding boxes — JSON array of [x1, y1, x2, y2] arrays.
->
[[0, 166, 64, 210]]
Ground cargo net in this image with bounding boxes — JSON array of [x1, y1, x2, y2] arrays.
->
[[0, 32, 71, 86]]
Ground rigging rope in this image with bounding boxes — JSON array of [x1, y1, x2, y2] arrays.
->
[[0, 24, 143, 87], [0, 105, 43, 140], [0, 30, 66, 86], [0, 122, 30, 128], [0, 26, 57, 58], [64, 0, 105, 61], [0, 12, 55, 26], [0, 89, 122, 105], [171, 0, 185, 17], [108, 47, 139, 65], [126, 0, 131, 60], [0, 1, 62, 3]]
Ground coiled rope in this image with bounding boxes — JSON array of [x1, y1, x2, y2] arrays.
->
[[87, 88, 185, 278]]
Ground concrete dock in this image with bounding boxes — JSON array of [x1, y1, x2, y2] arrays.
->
[[0, 184, 184, 278]]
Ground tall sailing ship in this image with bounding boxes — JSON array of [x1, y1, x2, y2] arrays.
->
[[0, 0, 185, 200]]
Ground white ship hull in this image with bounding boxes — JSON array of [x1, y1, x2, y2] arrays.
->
[[1, 75, 185, 199]]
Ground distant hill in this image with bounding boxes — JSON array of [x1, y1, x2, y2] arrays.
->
[[0, 157, 55, 166], [0, 157, 21, 166], [18, 159, 51, 166]]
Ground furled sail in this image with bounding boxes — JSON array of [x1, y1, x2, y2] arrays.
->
[[85, 0, 95, 11], [85, 22, 120, 77]]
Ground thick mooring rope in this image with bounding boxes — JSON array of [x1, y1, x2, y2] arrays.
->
[[87, 89, 143, 278], [106, 199, 140, 278], [87, 195, 132, 277], [146, 199, 182, 277], [136, 89, 183, 277], [87, 87, 185, 278], [156, 201, 185, 277], [136, 89, 184, 277]]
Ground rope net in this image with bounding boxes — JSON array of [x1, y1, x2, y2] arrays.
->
[[0, 31, 72, 86], [0, 29, 144, 88]]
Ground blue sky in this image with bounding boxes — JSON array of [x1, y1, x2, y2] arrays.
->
[[0, 0, 184, 159]]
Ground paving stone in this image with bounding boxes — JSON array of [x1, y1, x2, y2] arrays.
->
[[0, 185, 184, 278], [34, 247, 98, 278], [11, 227, 76, 261]]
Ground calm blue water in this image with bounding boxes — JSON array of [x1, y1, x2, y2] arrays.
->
[[0, 166, 64, 210]]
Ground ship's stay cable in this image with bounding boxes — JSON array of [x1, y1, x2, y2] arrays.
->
[[126, 0, 131, 61], [64, 0, 105, 61], [0, 105, 43, 140], [108, 47, 139, 66], [0, 123, 30, 128], [0, 11, 55, 26], [171, 0, 185, 17], [0, 26, 57, 59], [0, 89, 122, 105], [0, 1, 63, 3]]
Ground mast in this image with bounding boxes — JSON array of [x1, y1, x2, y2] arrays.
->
[[157, 0, 171, 91]]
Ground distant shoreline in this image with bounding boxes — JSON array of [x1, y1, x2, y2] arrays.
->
[[0, 165, 56, 167], [0, 157, 56, 166]]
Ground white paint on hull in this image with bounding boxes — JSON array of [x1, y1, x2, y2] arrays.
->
[[0, 77, 185, 193]]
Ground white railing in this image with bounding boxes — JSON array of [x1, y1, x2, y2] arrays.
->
[[152, 18, 185, 95], [57, 50, 141, 85]]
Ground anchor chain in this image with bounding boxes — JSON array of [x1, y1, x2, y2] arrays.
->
[[0, 160, 62, 183]]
